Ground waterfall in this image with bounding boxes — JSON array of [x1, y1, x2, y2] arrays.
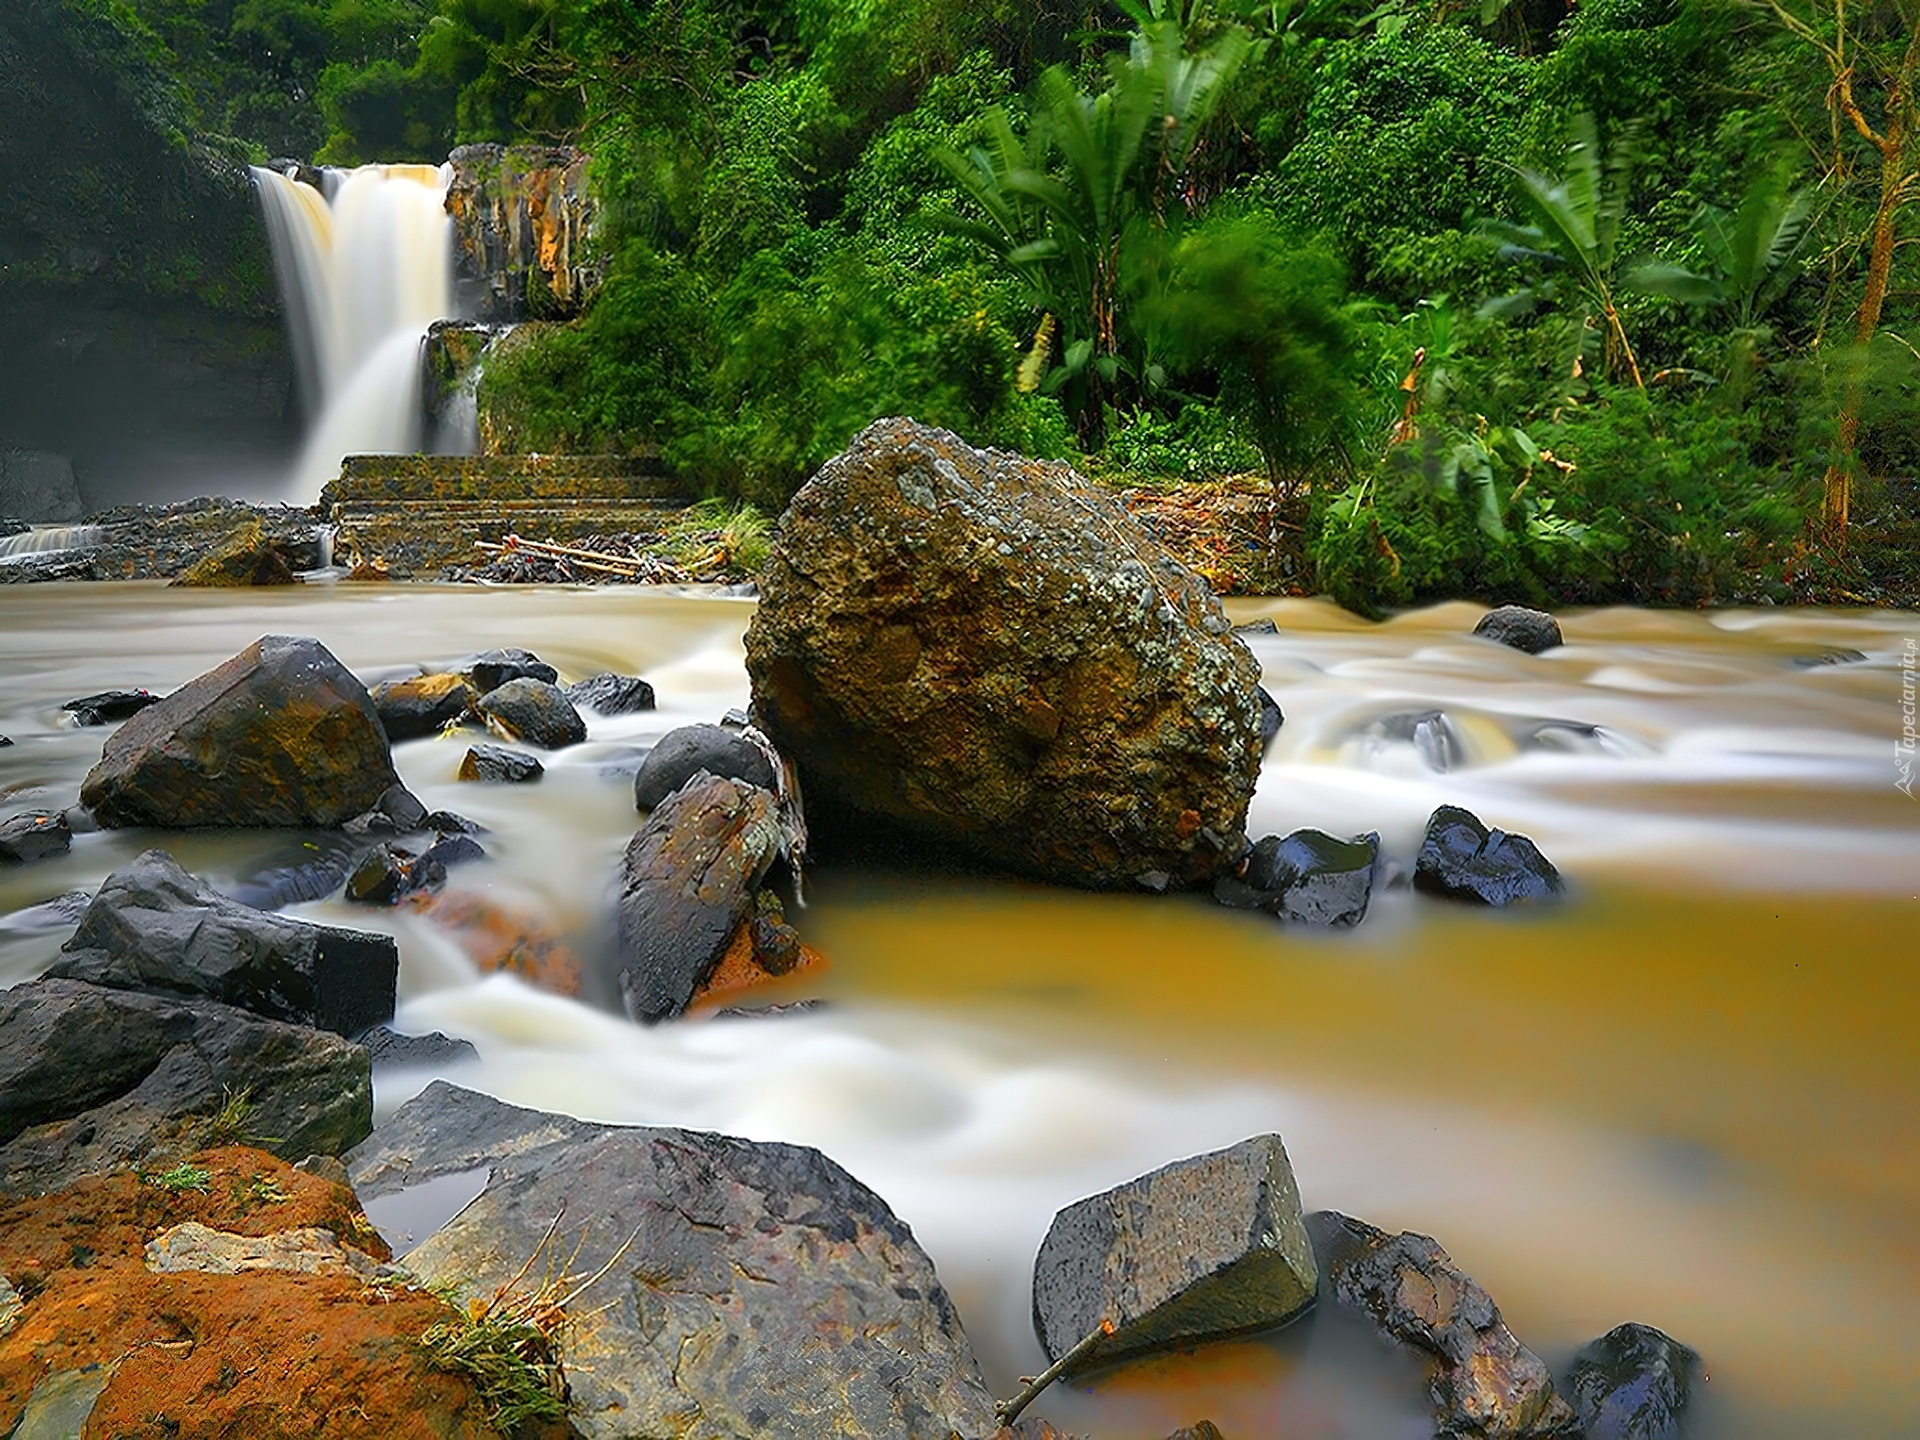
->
[[252, 163, 454, 501], [0, 525, 104, 563]]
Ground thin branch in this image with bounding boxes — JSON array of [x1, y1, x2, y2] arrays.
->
[[994, 1319, 1115, 1427]]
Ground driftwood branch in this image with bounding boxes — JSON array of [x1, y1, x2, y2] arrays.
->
[[993, 1318, 1114, 1427]]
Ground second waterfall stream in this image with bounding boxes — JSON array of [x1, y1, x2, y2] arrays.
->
[[251, 163, 455, 500]]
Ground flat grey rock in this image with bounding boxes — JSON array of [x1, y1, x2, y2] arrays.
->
[[46, 848, 397, 1036], [349, 1081, 998, 1440], [0, 977, 372, 1197], [1032, 1134, 1318, 1373]]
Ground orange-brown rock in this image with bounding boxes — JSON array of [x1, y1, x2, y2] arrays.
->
[[744, 419, 1264, 891], [408, 891, 583, 997], [0, 1148, 552, 1439], [80, 635, 399, 829], [685, 923, 828, 1016]]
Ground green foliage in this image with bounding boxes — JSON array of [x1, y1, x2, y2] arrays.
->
[[149, 1162, 213, 1193], [1134, 214, 1373, 489]]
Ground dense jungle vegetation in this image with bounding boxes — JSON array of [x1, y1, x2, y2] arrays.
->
[[107, 0, 1920, 606]]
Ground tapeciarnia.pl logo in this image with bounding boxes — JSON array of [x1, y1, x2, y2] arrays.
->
[[1899, 638, 1917, 798]]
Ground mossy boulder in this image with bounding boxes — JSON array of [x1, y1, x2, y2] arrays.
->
[[80, 635, 398, 829], [745, 418, 1264, 890]]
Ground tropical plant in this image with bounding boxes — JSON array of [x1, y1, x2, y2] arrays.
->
[[933, 16, 1255, 437], [1632, 159, 1816, 404], [1481, 113, 1648, 389]]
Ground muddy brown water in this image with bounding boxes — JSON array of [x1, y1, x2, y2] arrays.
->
[[1, 584, 1914, 1437]]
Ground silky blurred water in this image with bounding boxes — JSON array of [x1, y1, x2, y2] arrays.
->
[[1, 584, 1914, 1437]]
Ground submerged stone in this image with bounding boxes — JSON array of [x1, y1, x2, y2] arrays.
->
[[1565, 1322, 1703, 1440], [1215, 828, 1378, 926], [1414, 805, 1564, 906], [0, 811, 70, 865], [1473, 605, 1563, 654], [564, 671, 656, 715], [1308, 1210, 1580, 1438], [456, 743, 542, 783]]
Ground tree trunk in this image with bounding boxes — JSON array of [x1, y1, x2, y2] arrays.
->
[[1820, 17, 1920, 536]]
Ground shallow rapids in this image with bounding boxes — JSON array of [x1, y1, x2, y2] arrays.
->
[[1, 585, 1914, 1437]]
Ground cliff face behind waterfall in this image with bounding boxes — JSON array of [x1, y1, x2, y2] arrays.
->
[[0, 0, 294, 508]]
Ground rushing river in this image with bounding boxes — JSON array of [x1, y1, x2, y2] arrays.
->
[[1, 583, 1914, 1438]]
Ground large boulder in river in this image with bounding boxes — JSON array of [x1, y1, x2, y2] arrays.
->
[[1473, 606, 1563, 654], [1415, 805, 1564, 907], [615, 773, 783, 1022], [79, 636, 398, 829], [46, 849, 397, 1036], [1032, 1135, 1318, 1374], [745, 419, 1264, 890], [1307, 1210, 1580, 1438], [347, 1081, 999, 1440], [0, 978, 372, 1198]]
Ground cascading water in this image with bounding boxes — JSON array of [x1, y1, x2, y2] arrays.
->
[[251, 164, 455, 500], [0, 525, 103, 563]]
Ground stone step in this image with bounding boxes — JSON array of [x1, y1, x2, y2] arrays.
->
[[325, 453, 677, 505]]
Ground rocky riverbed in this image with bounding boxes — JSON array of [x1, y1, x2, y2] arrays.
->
[[0, 423, 1735, 1439]]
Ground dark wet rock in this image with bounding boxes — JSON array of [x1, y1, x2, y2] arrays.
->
[[342, 782, 429, 837], [0, 978, 372, 1197], [358, 1026, 479, 1069], [1414, 805, 1564, 907], [369, 672, 478, 741], [0, 735, 10, 747], [423, 809, 488, 835], [1166, 1425, 1227, 1440], [457, 647, 557, 693], [0, 891, 92, 934], [750, 914, 801, 975], [564, 672, 656, 715], [344, 844, 441, 906], [457, 744, 543, 783], [1257, 685, 1284, 755], [1215, 829, 1379, 927], [1565, 1322, 1702, 1440], [347, 1081, 996, 1440], [0, 812, 70, 864], [1235, 618, 1280, 636], [422, 834, 487, 870], [632, 722, 777, 811], [79, 636, 399, 830], [1793, 647, 1868, 668], [745, 418, 1263, 891], [474, 677, 585, 750], [61, 689, 160, 727], [45, 849, 397, 1037], [0, 518, 28, 538], [1032, 1134, 1318, 1374], [1473, 606, 1563, 655], [1306, 1211, 1579, 1439], [616, 773, 783, 1023]]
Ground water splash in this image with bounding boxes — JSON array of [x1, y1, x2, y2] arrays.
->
[[251, 164, 454, 501]]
